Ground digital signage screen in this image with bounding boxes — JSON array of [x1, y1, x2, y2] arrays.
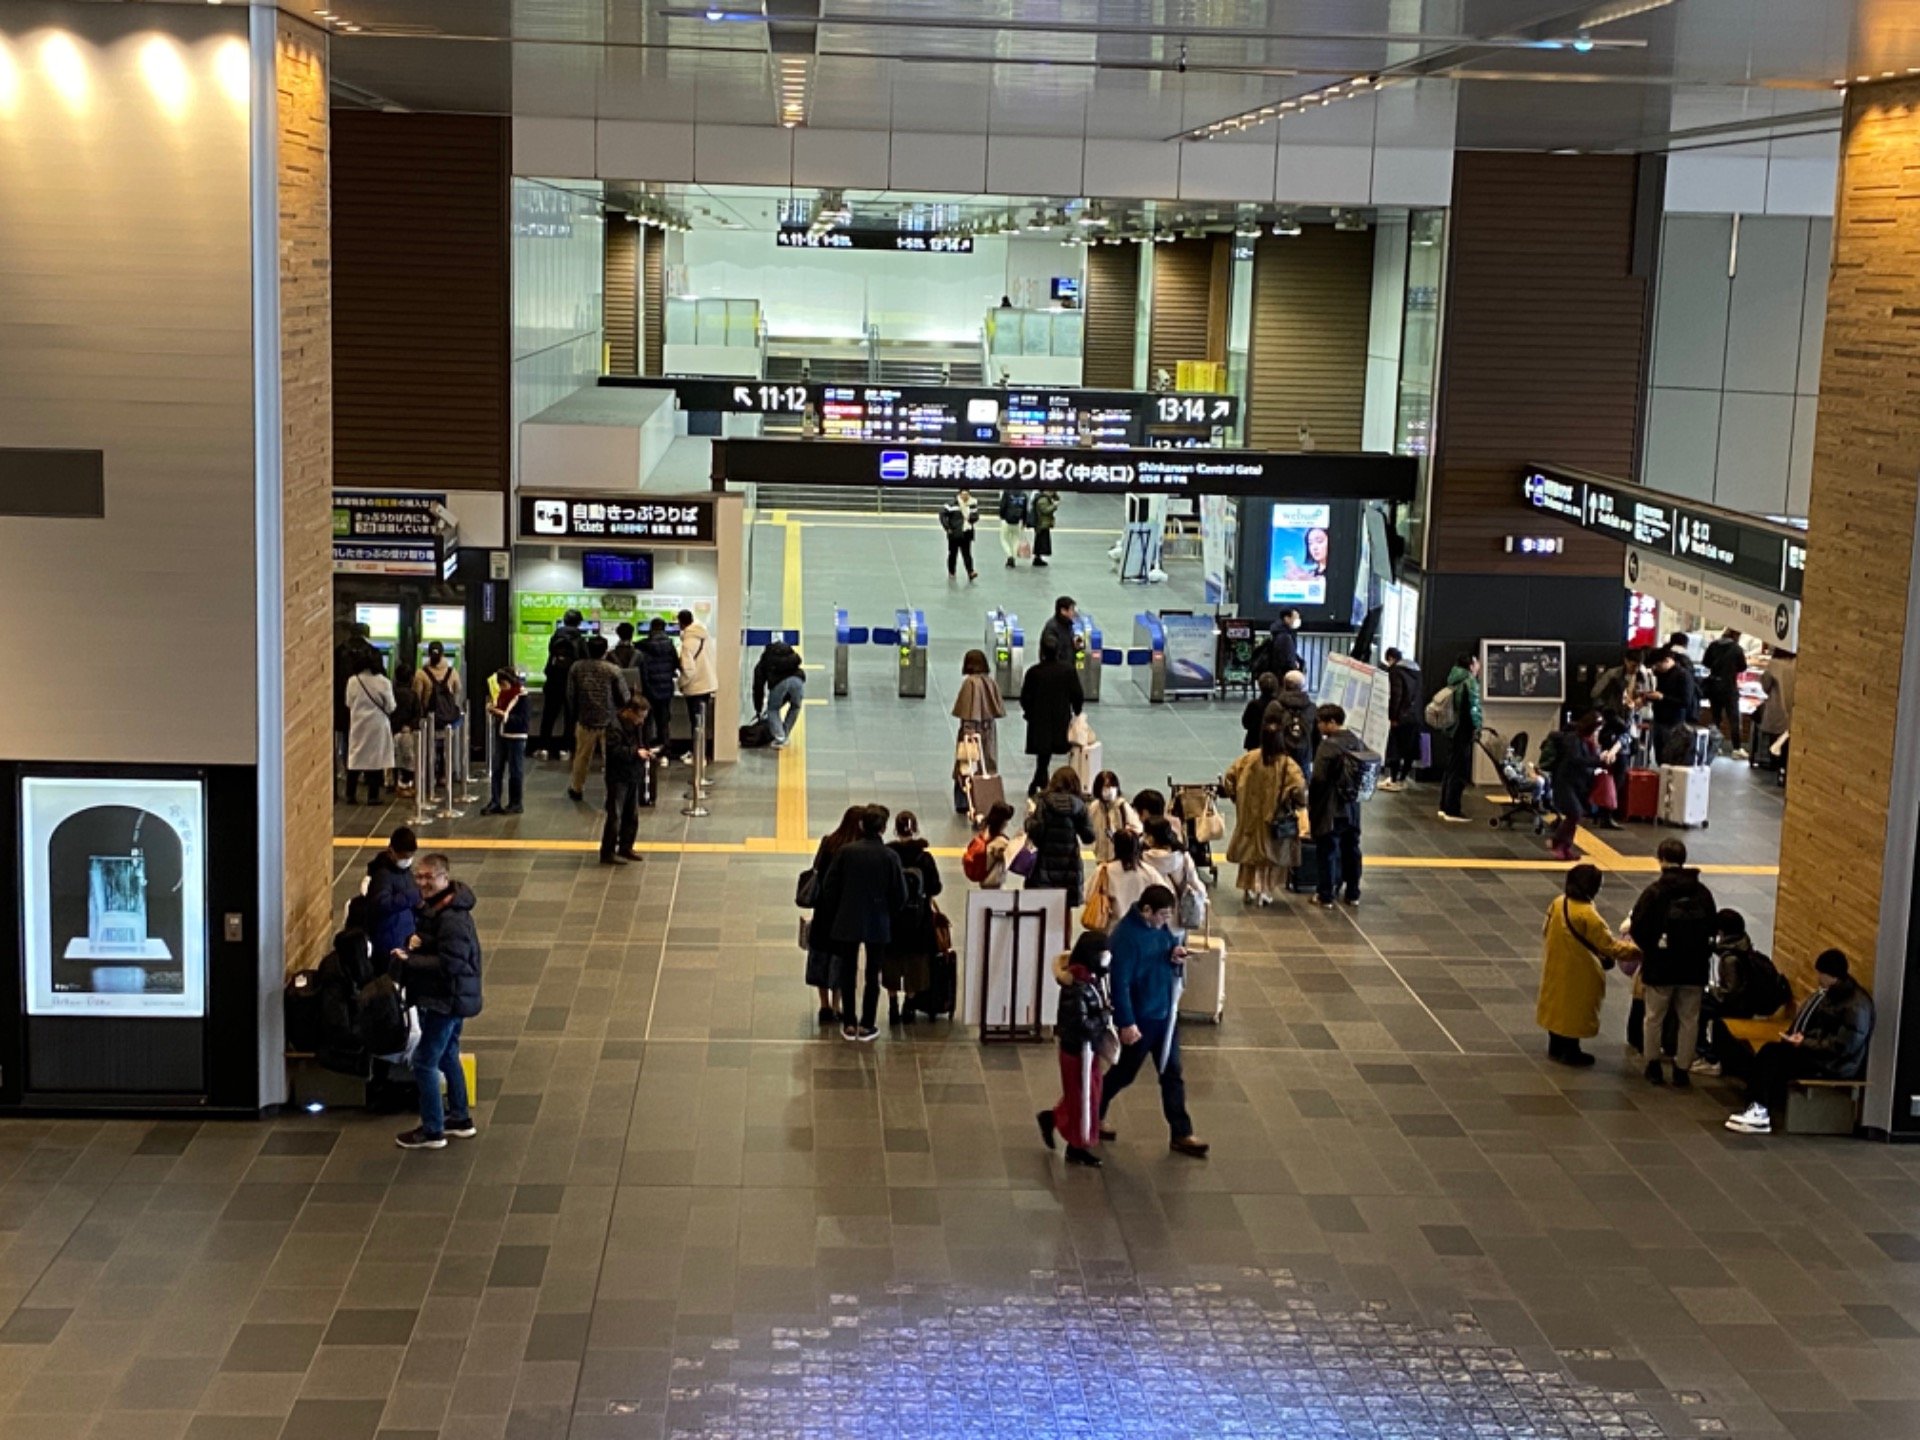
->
[[1266, 503, 1333, 607], [581, 550, 654, 590]]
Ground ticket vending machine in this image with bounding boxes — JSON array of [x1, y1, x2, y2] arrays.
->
[[354, 602, 402, 674]]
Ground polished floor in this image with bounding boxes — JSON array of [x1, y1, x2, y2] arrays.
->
[[7, 503, 1911, 1440]]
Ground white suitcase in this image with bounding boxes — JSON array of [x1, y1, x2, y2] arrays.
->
[[1657, 764, 1710, 828], [1069, 739, 1102, 791], [1177, 934, 1226, 1024]]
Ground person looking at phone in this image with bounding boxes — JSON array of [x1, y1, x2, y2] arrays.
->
[[1098, 886, 1209, 1159]]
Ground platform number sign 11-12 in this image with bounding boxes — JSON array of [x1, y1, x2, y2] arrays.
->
[[730, 384, 808, 413]]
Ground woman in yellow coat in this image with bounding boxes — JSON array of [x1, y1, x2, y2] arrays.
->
[[1538, 863, 1639, 1066], [1220, 719, 1308, 907]]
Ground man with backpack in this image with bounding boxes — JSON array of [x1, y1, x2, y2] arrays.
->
[[997, 488, 1030, 569], [535, 609, 586, 760], [565, 634, 629, 801], [1307, 704, 1376, 910], [391, 853, 483, 1150], [1627, 838, 1717, 1087]]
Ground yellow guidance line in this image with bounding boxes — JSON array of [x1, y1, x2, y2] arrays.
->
[[775, 516, 810, 848]]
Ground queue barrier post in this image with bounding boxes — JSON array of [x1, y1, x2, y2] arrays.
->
[[681, 710, 711, 818], [411, 716, 437, 828]]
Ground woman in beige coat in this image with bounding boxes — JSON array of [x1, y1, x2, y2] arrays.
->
[[952, 649, 1006, 813], [1220, 720, 1307, 907], [1537, 863, 1639, 1066]]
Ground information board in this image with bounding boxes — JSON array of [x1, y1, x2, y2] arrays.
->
[[1481, 640, 1566, 702]]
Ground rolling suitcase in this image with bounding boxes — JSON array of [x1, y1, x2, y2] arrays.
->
[[1658, 764, 1710, 828], [1286, 838, 1320, 895], [908, 950, 957, 1021], [1178, 934, 1226, 1024], [1624, 768, 1659, 822], [964, 771, 1005, 825], [1069, 740, 1102, 792]]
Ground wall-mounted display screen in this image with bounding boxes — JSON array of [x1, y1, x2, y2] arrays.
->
[[581, 551, 654, 590], [1481, 640, 1566, 702], [1051, 277, 1079, 303], [353, 603, 401, 641], [20, 775, 207, 1019], [1266, 503, 1333, 607]]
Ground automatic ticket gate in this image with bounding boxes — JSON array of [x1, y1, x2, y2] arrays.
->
[[833, 606, 867, 698], [894, 608, 928, 698], [1132, 612, 1168, 703], [986, 608, 1024, 695], [1071, 614, 1104, 702]]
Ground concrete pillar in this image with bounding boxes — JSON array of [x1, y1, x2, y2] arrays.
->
[[1771, 79, 1920, 1136]]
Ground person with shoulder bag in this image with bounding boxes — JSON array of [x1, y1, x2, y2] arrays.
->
[[1537, 864, 1639, 1066], [1038, 932, 1117, 1167]]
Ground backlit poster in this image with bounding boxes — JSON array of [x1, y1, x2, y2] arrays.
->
[[1267, 503, 1332, 606], [20, 775, 207, 1018]]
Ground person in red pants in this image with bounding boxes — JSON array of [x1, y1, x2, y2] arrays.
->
[[1038, 932, 1113, 1168]]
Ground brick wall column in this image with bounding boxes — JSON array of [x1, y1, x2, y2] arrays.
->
[[1772, 79, 1920, 1135]]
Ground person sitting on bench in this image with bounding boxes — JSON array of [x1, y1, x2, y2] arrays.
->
[[1725, 949, 1874, 1136]]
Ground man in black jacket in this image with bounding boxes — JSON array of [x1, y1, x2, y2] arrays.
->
[[751, 639, 806, 747], [1649, 649, 1700, 765], [818, 806, 908, 1042], [1308, 705, 1369, 909], [1039, 596, 1079, 672], [1726, 950, 1875, 1135], [1628, 838, 1717, 1087], [1700, 628, 1748, 759], [536, 610, 586, 760], [1380, 649, 1422, 789], [601, 696, 653, 866], [635, 618, 680, 751], [392, 853, 483, 1149]]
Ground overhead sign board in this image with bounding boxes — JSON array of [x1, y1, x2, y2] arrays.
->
[[1522, 466, 1804, 599], [331, 491, 455, 578], [712, 438, 1417, 500], [776, 227, 974, 253], [1626, 546, 1800, 649], [518, 494, 716, 545], [601, 375, 1236, 444]]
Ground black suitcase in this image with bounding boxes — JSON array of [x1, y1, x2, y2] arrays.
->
[[1286, 838, 1320, 895], [907, 950, 958, 1021]]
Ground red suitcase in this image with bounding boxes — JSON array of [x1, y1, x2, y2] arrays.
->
[[1625, 768, 1659, 822]]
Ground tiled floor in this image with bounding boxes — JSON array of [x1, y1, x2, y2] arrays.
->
[[9, 500, 1904, 1440]]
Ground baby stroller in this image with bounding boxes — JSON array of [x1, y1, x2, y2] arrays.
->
[[1479, 728, 1555, 833], [1168, 780, 1222, 885]]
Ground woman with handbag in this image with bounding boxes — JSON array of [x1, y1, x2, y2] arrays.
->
[[1143, 819, 1210, 934], [801, 806, 866, 1026], [1538, 863, 1639, 1066], [1220, 719, 1307, 907], [1086, 831, 1167, 934], [883, 811, 944, 1026], [1038, 931, 1116, 1167], [951, 650, 1006, 812], [1546, 712, 1607, 862]]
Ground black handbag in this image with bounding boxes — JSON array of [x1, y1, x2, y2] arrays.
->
[[795, 868, 818, 909], [1268, 808, 1301, 843]]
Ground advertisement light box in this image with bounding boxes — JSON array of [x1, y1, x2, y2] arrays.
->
[[1267, 503, 1333, 606], [20, 775, 208, 1019]]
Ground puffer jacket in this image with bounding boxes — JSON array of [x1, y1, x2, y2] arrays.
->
[[1055, 965, 1111, 1051], [1025, 792, 1094, 904], [364, 853, 420, 958], [636, 634, 680, 700], [1794, 977, 1875, 1078], [399, 883, 484, 1018]]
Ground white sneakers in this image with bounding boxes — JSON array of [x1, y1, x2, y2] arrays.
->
[[1378, 779, 1404, 792], [1689, 1058, 1722, 1077], [1724, 1103, 1771, 1134], [1437, 811, 1470, 824]]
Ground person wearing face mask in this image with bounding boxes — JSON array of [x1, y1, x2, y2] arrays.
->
[[1088, 769, 1139, 864], [1038, 931, 1115, 1168], [363, 826, 421, 959]]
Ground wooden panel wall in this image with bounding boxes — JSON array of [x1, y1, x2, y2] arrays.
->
[[1148, 236, 1226, 375], [1247, 226, 1374, 450], [1773, 82, 1920, 995], [332, 112, 510, 490], [642, 230, 664, 377], [1427, 153, 1650, 576], [1083, 242, 1139, 388], [606, 220, 638, 376], [275, 18, 337, 983]]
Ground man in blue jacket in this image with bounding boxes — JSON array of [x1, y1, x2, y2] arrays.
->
[[363, 827, 419, 958], [1099, 885, 1210, 1158]]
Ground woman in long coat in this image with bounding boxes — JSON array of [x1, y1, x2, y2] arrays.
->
[[952, 649, 1006, 811], [344, 659, 397, 804], [1017, 643, 1085, 796], [1537, 863, 1638, 1066], [1220, 720, 1307, 907]]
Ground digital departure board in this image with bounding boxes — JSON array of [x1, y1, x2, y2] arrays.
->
[[818, 387, 956, 442]]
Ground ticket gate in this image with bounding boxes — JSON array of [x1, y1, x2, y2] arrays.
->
[[986, 608, 1024, 696], [1071, 614, 1104, 702], [895, 608, 928, 698], [1132, 613, 1168, 703], [832, 606, 867, 698]]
